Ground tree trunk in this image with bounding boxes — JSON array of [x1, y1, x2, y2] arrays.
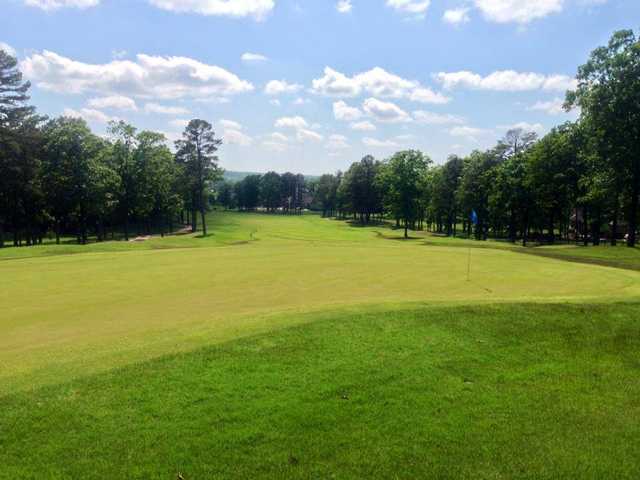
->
[[404, 222, 408, 239], [583, 207, 589, 247], [628, 165, 639, 248], [201, 207, 207, 236], [192, 210, 198, 233]]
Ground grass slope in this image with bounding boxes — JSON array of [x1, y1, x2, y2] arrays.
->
[[2, 303, 639, 479], [3, 214, 640, 394]]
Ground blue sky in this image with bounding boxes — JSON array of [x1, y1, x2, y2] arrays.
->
[[2, 0, 638, 174]]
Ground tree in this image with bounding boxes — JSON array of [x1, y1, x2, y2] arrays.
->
[[175, 120, 222, 236], [379, 150, 431, 238], [0, 49, 41, 247], [260, 171, 282, 212], [41, 117, 103, 244], [566, 29, 640, 246]]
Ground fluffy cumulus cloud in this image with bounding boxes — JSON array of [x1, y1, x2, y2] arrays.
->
[[336, 0, 352, 13], [386, 0, 430, 18], [443, 7, 470, 24], [435, 70, 576, 92], [472, 0, 563, 24], [274, 116, 322, 143], [23, 0, 99, 10], [217, 119, 252, 146], [144, 103, 191, 115], [63, 107, 117, 124], [413, 110, 464, 125], [87, 95, 137, 111], [241, 52, 268, 63], [409, 87, 450, 104], [147, 0, 275, 20], [223, 130, 252, 146], [312, 66, 447, 104], [529, 98, 566, 115], [362, 98, 411, 123], [275, 116, 308, 129], [333, 101, 362, 121], [326, 134, 350, 150], [264, 80, 302, 95], [21, 50, 254, 100]]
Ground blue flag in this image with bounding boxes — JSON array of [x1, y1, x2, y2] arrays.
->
[[471, 210, 478, 225]]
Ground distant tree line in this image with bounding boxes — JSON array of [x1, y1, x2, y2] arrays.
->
[[311, 30, 640, 247], [218, 171, 308, 214], [1, 30, 638, 247], [0, 49, 222, 246]]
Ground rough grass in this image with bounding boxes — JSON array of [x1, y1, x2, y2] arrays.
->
[[2, 303, 639, 479]]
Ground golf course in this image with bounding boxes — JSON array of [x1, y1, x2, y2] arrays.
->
[[2, 212, 639, 479]]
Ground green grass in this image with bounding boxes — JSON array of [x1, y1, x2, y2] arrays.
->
[[2, 303, 639, 479], [2, 212, 640, 478]]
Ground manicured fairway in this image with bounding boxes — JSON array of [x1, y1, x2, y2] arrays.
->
[[1, 213, 640, 479]]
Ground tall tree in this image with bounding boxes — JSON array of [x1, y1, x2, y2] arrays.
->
[[566, 29, 640, 246], [175, 120, 222, 236], [379, 150, 431, 238]]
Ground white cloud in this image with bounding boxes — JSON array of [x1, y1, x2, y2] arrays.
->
[[312, 66, 448, 105], [275, 116, 308, 129], [499, 121, 545, 134], [409, 87, 451, 104], [269, 99, 281, 107], [413, 110, 464, 125], [529, 98, 566, 115], [386, 0, 430, 18], [311, 67, 363, 97], [333, 100, 362, 121], [350, 120, 376, 131], [267, 132, 289, 143], [264, 79, 303, 95], [293, 97, 309, 105], [296, 129, 323, 142], [0, 42, 16, 57], [23, 0, 99, 11], [449, 125, 491, 140], [144, 103, 191, 115], [111, 50, 127, 60], [363, 137, 400, 148], [169, 118, 190, 129], [224, 129, 253, 146], [473, 0, 563, 24], [435, 70, 576, 92], [147, 0, 275, 20], [443, 7, 470, 24], [336, 0, 352, 13], [362, 97, 411, 123], [87, 95, 137, 111], [63, 107, 117, 124], [241, 52, 268, 62], [326, 134, 350, 150], [21, 50, 254, 99], [219, 119, 243, 130]]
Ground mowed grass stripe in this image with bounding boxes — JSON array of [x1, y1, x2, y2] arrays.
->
[[1, 303, 639, 479]]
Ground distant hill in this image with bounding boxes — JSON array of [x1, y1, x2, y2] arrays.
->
[[223, 171, 319, 183]]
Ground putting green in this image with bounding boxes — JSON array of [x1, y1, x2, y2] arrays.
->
[[2, 212, 640, 394]]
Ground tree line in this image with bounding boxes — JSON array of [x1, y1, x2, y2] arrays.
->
[[0, 49, 223, 246], [1, 29, 638, 247], [313, 29, 640, 247]]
